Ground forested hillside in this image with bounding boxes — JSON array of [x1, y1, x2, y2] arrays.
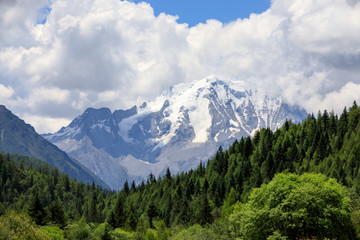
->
[[0, 105, 107, 188], [1, 102, 360, 239]]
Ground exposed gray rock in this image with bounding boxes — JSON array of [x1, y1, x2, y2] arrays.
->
[[44, 76, 307, 189]]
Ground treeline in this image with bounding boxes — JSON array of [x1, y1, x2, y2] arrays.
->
[[112, 101, 360, 229], [1, 102, 360, 239]]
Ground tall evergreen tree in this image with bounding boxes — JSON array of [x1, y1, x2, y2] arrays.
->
[[88, 191, 98, 223], [126, 204, 138, 231], [28, 194, 46, 225], [48, 199, 66, 228], [130, 181, 136, 192], [114, 193, 126, 228], [123, 180, 129, 195], [196, 193, 213, 226], [147, 201, 158, 228], [165, 167, 172, 181]]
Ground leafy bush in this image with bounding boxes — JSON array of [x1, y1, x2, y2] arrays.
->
[[40, 226, 64, 240], [112, 228, 135, 239], [170, 224, 226, 240], [64, 218, 94, 240]]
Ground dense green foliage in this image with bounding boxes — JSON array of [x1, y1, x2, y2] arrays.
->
[[1, 101, 360, 239], [230, 173, 355, 239], [0, 211, 50, 240]]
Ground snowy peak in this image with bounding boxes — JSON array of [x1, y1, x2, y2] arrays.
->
[[123, 76, 302, 146], [44, 76, 307, 189], [123, 77, 244, 145]]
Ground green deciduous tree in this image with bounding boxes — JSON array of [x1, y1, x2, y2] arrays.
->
[[0, 211, 50, 240], [64, 218, 93, 240], [230, 173, 356, 240]]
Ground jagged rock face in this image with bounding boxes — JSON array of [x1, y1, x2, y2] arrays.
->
[[44, 76, 307, 189]]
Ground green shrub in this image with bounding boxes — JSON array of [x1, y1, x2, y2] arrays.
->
[[40, 226, 64, 240]]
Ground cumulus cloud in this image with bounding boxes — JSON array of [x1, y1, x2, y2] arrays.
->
[[0, 84, 14, 103], [0, 0, 360, 133]]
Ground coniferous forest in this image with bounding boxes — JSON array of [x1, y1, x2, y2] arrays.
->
[[1, 102, 360, 239]]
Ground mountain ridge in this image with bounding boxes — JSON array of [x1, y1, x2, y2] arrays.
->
[[0, 105, 108, 188], [44, 76, 307, 189]]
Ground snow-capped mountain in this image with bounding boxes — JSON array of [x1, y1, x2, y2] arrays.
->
[[44, 76, 307, 189]]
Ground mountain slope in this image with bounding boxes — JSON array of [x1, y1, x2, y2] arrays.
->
[[45, 76, 307, 189], [0, 105, 108, 188]]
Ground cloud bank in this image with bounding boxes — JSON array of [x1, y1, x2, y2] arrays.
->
[[1, 0, 360, 133]]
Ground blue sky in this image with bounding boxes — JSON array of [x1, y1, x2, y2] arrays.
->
[[131, 0, 271, 26]]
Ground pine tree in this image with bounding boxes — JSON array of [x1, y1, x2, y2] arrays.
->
[[28, 194, 46, 225], [126, 204, 138, 231], [177, 198, 189, 225], [131, 181, 136, 192], [114, 193, 126, 228], [48, 199, 66, 228], [148, 173, 156, 184], [338, 107, 348, 138], [197, 193, 213, 226], [185, 179, 194, 200], [165, 167, 172, 180], [199, 160, 205, 176], [123, 180, 129, 195], [107, 211, 117, 229], [164, 194, 172, 227], [147, 201, 158, 228], [203, 178, 209, 193], [88, 191, 98, 223]]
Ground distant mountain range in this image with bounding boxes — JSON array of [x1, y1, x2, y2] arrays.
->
[[0, 105, 108, 188], [44, 76, 307, 189]]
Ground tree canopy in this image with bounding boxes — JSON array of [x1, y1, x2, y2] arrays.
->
[[230, 173, 356, 240]]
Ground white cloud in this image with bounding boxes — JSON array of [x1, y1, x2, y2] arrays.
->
[[305, 82, 360, 113], [0, 0, 48, 48], [285, 0, 360, 55], [27, 87, 70, 106], [21, 114, 71, 134], [0, 84, 14, 103], [0, 0, 360, 133]]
